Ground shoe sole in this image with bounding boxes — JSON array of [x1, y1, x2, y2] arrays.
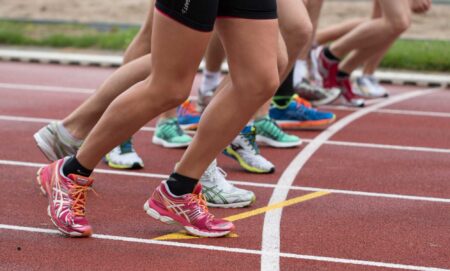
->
[[206, 195, 256, 209], [36, 167, 48, 196], [143, 201, 231, 238], [152, 136, 190, 148], [223, 148, 275, 174], [310, 89, 342, 107], [34, 132, 59, 162], [255, 135, 302, 148], [179, 124, 199, 131], [276, 115, 336, 130], [104, 155, 144, 170]]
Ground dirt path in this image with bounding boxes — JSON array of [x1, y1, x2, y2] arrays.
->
[[0, 0, 449, 40]]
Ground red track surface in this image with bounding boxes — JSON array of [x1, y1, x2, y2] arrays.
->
[[0, 62, 449, 271]]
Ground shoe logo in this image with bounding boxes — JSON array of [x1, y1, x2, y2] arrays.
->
[[181, 0, 191, 14]]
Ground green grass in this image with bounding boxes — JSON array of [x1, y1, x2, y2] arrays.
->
[[0, 21, 449, 72], [381, 39, 450, 72], [0, 21, 138, 50]]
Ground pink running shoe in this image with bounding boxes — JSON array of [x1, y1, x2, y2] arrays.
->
[[144, 181, 235, 237], [337, 77, 365, 108], [318, 48, 339, 89], [36, 158, 94, 237]]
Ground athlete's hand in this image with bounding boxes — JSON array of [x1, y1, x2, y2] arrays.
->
[[410, 0, 432, 14]]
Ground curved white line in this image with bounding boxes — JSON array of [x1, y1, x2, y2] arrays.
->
[[260, 88, 438, 271]]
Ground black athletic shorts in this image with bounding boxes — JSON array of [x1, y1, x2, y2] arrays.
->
[[155, 0, 277, 32]]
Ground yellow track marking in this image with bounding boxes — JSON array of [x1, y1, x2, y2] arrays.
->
[[153, 191, 330, 241]]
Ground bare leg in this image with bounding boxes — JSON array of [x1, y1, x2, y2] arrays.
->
[[338, 0, 411, 73], [315, 19, 365, 46], [176, 18, 279, 178], [76, 12, 211, 169]]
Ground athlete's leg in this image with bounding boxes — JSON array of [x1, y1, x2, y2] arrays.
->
[[337, 0, 411, 73], [329, 0, 410, 59], [315, 18, 365, 46], [76, 12, 211, 169], [176, 18, 279, 178]]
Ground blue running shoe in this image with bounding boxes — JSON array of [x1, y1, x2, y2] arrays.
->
[[177, 100, 201, 130], [270, 94, 336, 129]]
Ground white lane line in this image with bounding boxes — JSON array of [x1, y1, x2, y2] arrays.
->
[[1, 114, 450, 153], [1, 224, 449, 271], [261, 89, 439, 271], [2, 82, 450, 118], [320, 105, 450, 119], [0, 83, 94, 94], [1, 158, 449, 204]]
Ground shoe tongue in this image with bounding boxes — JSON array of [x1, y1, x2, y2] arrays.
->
[[68, 174, 94, 186]]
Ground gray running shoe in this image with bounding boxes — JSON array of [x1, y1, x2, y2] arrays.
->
[[201, 160, 256, 208], [33, 122, 82, 161], [294, 78, 341, 107]]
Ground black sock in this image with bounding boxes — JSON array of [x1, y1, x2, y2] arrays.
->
[[62, 156, 93, 177], [324, 47, 340, 62], [166, 172, 198, 196], [273, 68, 295, 107], [336, 70, 350, 80]]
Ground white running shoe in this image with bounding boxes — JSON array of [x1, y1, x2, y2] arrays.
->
[[201, 160, 256, 208], [104, 139, 144, 169], [34, 121, 82, 161], [223, 126, 275, 174], [355, 76, 389, 98]]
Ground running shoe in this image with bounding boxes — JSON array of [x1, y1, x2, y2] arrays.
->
[[294, 78, 341, 106], [355, 75, 389, 98], [270, 95, 336, 129], [36, 158, 94, 237], [223, 126, 275, 174], [34, 121, 82, 161], [200, 160, 256, 208], [197, 87, 216, 112], [104, 138, 144, 169], [143, 180, 235, 237], [253, 115, 302, 148], [309, 45, 323, 84], [337, 77, 366, 107], [152, 118, 192, 148], [177, 100, 201, 130], [317, 47, 339, 89]]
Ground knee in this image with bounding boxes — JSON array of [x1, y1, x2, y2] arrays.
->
[[143, 78, 191, 109], [235, 72, 280, 103], [282, 20, 313, 61], [386, 15, 411, 36]]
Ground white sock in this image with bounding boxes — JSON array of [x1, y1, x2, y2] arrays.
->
[[199, 70, 221, 95], [293, 60, 308, 86]]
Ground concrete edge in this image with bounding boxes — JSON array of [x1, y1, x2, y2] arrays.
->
[[0, 48, 449, 88]]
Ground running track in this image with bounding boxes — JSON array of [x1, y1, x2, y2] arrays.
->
[[0, 62, 449, 271]]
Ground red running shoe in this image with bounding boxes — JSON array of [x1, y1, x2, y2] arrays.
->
[[144, 181, 235, 237], [318, 48, 339, 89], [337, 77, 365, 108], [36, 158, 94, 237]]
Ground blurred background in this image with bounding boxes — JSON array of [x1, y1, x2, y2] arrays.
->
[[0, 0, 448, 72]]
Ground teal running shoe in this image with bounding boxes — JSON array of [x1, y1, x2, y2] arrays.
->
[[152, 118, 192, 148], [254, 115, 302, 148]]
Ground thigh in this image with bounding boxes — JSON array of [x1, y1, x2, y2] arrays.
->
[[150, 5, 213, 84], [377, 0, 410, 20], [215, 18, 278, 86]]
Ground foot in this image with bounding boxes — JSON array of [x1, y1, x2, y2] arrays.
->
[[337, 77, 366, 108], [36, 158, 93, 237], [355, 75, 389, 98], [270, 95, 336, 129], [177, 100, 201, 130], [201, 160, 256, 208], [152, 118, 192, 148], [223, 126, 275, 174], [254, 115, 302, 148], [104, 138, 144, 169], [197, 87, 216, 112], [34, 121, 82, 161], [317, 47, 339, 89], [144, 181, 235, 237], [294, 78, 341, 107]]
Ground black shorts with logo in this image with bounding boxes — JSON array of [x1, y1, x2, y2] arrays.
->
[[155, 0, 277, 32]]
